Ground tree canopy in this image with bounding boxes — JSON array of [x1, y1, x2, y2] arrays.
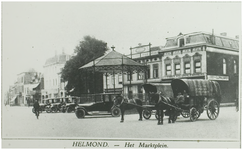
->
[[61, 36, 108, 96]]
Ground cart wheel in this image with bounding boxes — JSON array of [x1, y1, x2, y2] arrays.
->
[[190, 107, 199, 122], [61, 107, 66, 113], [143, 109, 152, 119], [207, 99, 219, 120], [67, 107, 72, 113], [181, 111, 190, 118], [75, 109, 85, 118], [111, 107, 121, 117], [46, 106, 51, 113], [51, 107, 57, 113]]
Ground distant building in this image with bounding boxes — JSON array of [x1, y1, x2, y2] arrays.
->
[[11, 68, 42, 106], [42, 52, 71, 100]]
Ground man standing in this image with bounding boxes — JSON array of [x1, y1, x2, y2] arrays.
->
[[33, 100, 40, 119]]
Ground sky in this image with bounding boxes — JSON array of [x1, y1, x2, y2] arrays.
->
[[1, 1, 242, 94]]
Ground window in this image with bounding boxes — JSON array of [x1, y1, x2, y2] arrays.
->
[[127, 72, 132, 81], [118, 75, 122, 84], [193, 53, 202, 73], [234, 60, 237, 74], [111, 75, 116, 85], [153, 64, 159, 78], [164, 57, 172, 76], [194, 61, 201, 73], [184, 62, 191, 74], [223, 59, 227, 74], [137, 72, 144, 80], [166, 64, 172, 75], [175, 64, 181, 75], [179, 38, 185, 47], [107, 77, 110, 87]]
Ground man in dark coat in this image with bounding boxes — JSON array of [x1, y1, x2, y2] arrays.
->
[[33, 100, 40, 119]]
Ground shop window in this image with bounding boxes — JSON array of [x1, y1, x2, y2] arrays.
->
[[153, 64, 159, 78], [184, 62, 191, 74], [166, 64, 172, 75], [175, 63, 181, 75], [223, 58, 227, 74]]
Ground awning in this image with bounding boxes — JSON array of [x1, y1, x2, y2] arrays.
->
[[30, 83, 40, 90], [10, 96, 17, 102], [33, 82, 41, 90]]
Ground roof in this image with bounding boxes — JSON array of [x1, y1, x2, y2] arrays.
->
[[44, 53, 70, 67], [79, 50, 147, 74], [164, 31, 239, 51]]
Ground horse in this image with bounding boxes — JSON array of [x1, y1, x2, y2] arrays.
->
[[112, 95, 143, 123], [150, 93, 177, 125]]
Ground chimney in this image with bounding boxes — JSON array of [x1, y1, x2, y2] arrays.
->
[[220, 32, 227, 36]]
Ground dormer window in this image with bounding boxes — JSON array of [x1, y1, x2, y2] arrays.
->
[[179, 38, 185, 47]]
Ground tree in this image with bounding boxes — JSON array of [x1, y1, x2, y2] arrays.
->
[[61, 36, 108, 96]]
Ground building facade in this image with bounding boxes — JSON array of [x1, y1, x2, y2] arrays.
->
[[11, 69, 42, 106], [103, 32, 239, 103], [161, 32, 239, 102], [42, 52, 71, 99]]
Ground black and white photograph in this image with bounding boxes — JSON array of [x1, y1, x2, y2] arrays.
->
[[1, 1, 241, 148]]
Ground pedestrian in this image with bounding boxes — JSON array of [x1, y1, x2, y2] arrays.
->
[[33, 100, 40, 119]]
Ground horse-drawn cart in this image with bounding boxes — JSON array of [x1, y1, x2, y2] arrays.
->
[[171, 79, 221, 121], [142, 83, 174, 120], [142, 79, 222, 122]]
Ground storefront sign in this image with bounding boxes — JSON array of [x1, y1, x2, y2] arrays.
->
[[163, 73, 205, 79], [207, 75, 229, 81], [141, 52, 149, 57], [132, 46, 150, 54], [151, 51, 158, 56], [173, 50, 181, 55], [192, 47, 202, 52], [164, 52, 172, 56]]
